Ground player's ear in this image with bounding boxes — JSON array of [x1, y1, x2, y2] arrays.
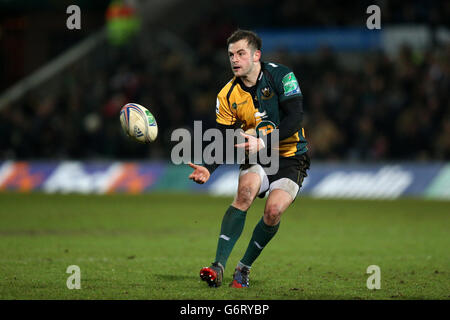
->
[[253, 49, 261, 62]]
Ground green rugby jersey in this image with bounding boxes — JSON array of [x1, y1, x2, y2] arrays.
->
[[216, 61, 308, 157]]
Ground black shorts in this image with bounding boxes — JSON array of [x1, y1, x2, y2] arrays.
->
[[240, 152, 311, 198]]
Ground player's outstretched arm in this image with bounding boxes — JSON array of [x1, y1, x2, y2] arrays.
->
[[188, 162, 211, 184]]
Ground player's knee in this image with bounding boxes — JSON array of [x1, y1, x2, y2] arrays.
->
[[264, 204, 281, 225], [233, 185, 256, 210]]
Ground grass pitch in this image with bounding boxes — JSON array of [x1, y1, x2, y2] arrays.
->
[[0, 192, 448, 300]]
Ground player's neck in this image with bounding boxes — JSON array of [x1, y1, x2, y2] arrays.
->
[[240, 62, 261, 87]]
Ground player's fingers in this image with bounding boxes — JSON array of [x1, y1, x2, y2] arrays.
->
[[194, 175, 203, 184], [240, 131, 250, 139], [235, 142, 249, 149], [188, 169, 197, 178], [188, 162, 198, 169], [189, 172, 201, 180]]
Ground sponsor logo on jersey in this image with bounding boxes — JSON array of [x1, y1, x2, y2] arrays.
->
[[232, 100, 248, 110], [282, 72, 301, 96], [261, 87, 274, 100]]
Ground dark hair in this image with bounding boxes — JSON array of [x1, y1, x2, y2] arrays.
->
[[227, 29, 262, 51]]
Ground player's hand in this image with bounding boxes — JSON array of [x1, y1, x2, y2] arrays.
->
[[188, 162, 210, 184], [235, 131, 265, 154]]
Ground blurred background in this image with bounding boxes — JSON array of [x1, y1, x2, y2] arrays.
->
[[0, 0, 449, 198]]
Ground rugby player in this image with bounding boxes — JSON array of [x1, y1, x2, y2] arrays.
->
[[188, 29, 310, 288]]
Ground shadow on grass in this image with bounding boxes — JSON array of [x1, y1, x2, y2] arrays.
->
[[153, 274, 193, 282], [152, 273, 264, 286]]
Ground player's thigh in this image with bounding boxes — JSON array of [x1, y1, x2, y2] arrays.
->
[[232, 171, 262, 209]]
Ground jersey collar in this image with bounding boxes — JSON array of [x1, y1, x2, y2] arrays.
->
[[236, 66, 263, 92]]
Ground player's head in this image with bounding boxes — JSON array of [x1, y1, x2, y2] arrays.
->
[[227, 29, 262, 78]]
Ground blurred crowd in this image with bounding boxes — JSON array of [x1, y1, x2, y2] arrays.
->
[[209, 0, 450, 28], [293, 45, 450, 161], [1, 0, 449, 162]]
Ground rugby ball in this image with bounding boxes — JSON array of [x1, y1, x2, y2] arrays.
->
[[120, 103, 158, 143]]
